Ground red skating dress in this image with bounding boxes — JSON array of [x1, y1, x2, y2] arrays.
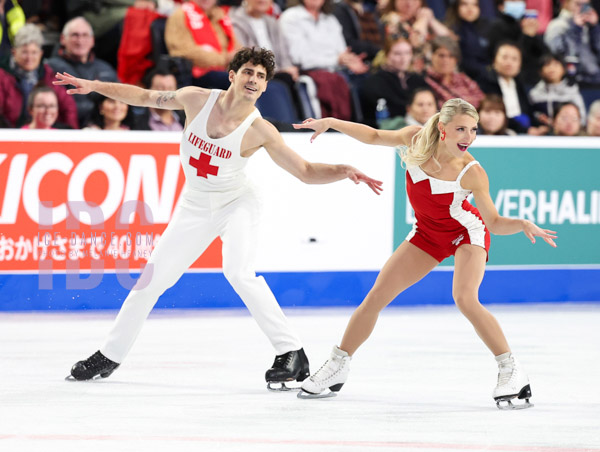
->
[[405, 160, 491, 262]]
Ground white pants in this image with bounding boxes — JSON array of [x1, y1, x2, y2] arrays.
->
[[101, 183, 302, 363]]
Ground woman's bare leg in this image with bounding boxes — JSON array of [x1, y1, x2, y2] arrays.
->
[[339, 241, 439, 355], [452, 245, 510, 356]]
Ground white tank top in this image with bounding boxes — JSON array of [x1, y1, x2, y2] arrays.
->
[[179, 89, 261, 192]]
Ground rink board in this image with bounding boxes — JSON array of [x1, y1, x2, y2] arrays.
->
[[0, 131, 598, 310], [0, 267, 599, 311]]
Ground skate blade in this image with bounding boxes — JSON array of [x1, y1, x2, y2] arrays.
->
[[64, 374, 104, 382], [267, 382, 301, 392], [496, 399, 534, 410], [297, 389, 338, 399]]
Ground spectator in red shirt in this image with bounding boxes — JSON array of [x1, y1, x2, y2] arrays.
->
[[0, 24, 78, 128]]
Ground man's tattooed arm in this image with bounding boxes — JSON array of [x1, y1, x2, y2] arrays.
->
[[156, 91, 177, 108]]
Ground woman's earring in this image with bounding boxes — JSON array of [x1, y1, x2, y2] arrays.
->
[[441, 130, 446, 141]]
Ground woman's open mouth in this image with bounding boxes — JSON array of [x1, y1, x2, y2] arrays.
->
[[457, 143, 469, 152]]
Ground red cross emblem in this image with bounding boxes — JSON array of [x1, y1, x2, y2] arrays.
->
[[189, 153, 219, 178]]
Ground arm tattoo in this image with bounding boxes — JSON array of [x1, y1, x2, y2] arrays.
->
[[156, 91, 176, 108]]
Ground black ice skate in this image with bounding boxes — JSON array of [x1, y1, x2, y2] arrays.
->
[[66, 350, 120, 381], [265, 348, 310, 391]]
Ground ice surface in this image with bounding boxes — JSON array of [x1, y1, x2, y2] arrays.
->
[[1, 304, 599, 452]]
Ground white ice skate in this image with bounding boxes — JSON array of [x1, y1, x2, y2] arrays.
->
[[297, 346, 350, 399], [493, 352, 533, 410]]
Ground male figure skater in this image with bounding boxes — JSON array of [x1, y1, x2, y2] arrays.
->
[[54, 47, 382, 390]]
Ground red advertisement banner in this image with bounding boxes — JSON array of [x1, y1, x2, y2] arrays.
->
[[0, 140, 222, 271]]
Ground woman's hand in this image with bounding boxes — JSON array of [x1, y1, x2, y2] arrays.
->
[[522, 220, 557, 247], [293, 118, 331, 142]]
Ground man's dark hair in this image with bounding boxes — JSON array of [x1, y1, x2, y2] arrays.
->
[[228, 47, 276, 81]]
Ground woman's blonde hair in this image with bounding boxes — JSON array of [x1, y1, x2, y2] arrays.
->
[[400, 98, 478, 168]]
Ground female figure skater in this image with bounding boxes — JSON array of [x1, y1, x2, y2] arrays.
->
[[293, 98, 557, 409]]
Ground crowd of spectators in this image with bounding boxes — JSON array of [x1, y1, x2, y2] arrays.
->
[[0, 0, 599, 136]]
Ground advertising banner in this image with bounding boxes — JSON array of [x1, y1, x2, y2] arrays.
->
[[393, 137, 600, 266], [0, 132, 598, 309], [0, 134, 222, 276]]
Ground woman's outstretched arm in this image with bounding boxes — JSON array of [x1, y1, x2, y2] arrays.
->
[[293, 118, 421, 148]]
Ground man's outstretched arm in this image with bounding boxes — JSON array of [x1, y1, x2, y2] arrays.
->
[[259, 120, 383, 195], [53, 72, 202, 110]]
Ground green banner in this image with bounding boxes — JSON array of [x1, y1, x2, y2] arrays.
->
[[394, 144, 600, 265]]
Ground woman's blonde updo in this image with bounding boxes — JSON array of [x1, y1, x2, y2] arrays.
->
[[399, 98, 479, 169]]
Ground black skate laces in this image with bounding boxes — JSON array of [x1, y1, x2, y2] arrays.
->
[[86, 352, 114, 370], [272, 352, 294, 369]]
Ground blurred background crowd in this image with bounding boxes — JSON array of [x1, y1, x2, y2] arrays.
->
[[0, 0, 599, 136]]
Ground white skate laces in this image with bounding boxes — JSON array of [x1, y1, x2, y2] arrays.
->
[[297, 346, 351, 399], [493, 352, 533, 410]]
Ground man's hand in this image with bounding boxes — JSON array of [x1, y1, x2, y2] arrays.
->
[[53, 72, 94, 95], [346, 166, 384, 195]]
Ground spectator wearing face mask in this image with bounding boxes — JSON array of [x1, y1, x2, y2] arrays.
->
[[486, 0, 549, 85]]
